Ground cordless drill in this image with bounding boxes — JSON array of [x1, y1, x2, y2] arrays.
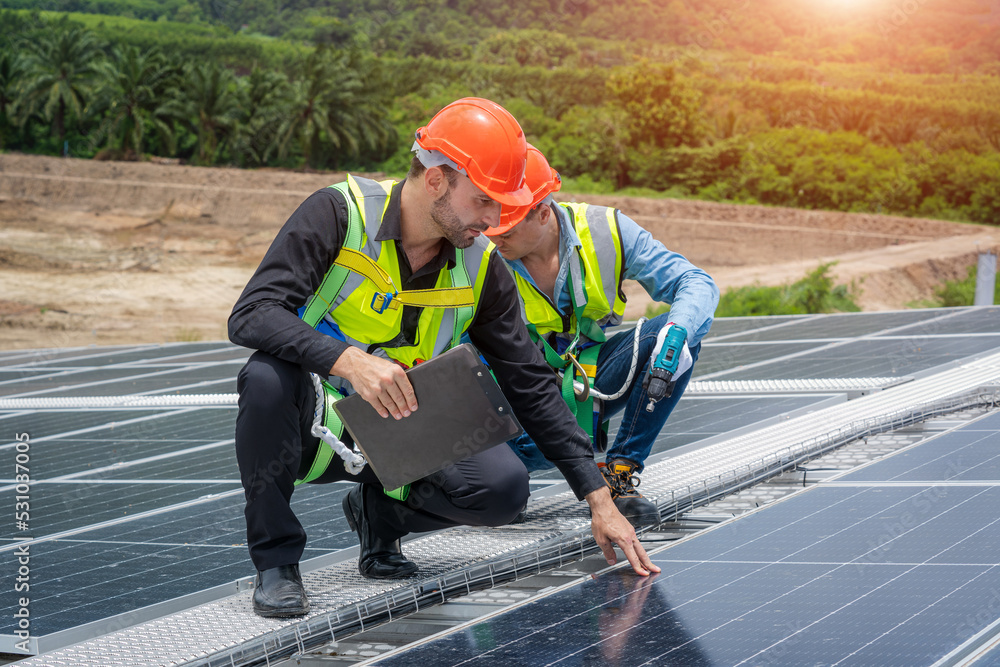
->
[[643, 325, 687, 412]]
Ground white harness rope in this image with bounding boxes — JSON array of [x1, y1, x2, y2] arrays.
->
[[561, 316, 646, 402], [309, 373, 366, 475]]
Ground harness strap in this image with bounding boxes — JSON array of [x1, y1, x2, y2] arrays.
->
[[296, 378, 353, 486], [335, 247, 475, 313], [301, 181, 364, 329]]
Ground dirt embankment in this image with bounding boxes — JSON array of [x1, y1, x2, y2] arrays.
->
[[1, 153, 996, 350]]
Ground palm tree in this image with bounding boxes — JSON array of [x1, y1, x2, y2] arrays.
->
[[181, 61, 239, 165], [278, 46, 395, 169], [93, 45, 183, 157], [0, 46, 23, 147], [17, 25, 105, 150], [231, 64, 292, 167]]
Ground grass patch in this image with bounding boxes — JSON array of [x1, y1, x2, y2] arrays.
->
[[647, 262, 861, 319], [909, 263, 1000, 308]]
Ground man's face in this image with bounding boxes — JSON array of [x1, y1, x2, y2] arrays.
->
[[430, 172, 502, 249], [489, 207, 546, 261]]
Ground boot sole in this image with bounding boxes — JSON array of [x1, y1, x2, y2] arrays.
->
[[253, 603, 310, 618]]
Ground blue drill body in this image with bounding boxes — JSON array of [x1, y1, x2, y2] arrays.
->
[[643, 325, 687, 412]]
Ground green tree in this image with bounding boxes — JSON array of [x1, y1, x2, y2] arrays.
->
[[277, 46, 395, 169], [181, 60, 239, 165], [547, 103, 631, 189], [0, 46, 23, 147], [93, 45, 183, 157], [17, 25, 105, 150], [606, 61, 704, 150], [231, 64, 292, 167]]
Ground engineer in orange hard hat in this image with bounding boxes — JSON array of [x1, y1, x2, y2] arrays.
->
[[486, 146, 719, 528], [229, 98, 658, 619]]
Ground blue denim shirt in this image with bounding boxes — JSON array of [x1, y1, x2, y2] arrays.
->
[[503, 202, 719, 348]]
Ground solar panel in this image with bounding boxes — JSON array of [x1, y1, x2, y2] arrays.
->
[[702, 315, 805, 340], [376, 412, 1000, 666], [0, 343, 235, 370], [0, 345, 147, 368], [836, 411, 1000, 483], [694, 342, 825, 377], [716, 309, 949, 342], [0, 363, 241, 398], [2, 409, 235, 479], [706, 335, 1000, 380], [928, 307, 1000, 335]]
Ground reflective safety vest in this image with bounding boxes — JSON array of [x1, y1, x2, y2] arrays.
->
[[513, 202, 627, 344], [300, 175, 492, 368], [497, 202, 628, 449], [294, 175, 492, 493]]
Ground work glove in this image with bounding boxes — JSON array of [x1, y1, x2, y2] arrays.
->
[[651, 323, 693, 379]]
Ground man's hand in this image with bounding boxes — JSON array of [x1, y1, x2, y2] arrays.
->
[[652, 323, 693, 378], [586, 487, 661, 576], [330, 347, 418, 420]]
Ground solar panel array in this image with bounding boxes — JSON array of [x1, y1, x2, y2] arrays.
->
[[379, 410, 1000, 666], [1, 306, 998, 660]]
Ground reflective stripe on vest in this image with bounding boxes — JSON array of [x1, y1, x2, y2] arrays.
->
[[304, 175, 490, 368], [513, 202, 627, 341]]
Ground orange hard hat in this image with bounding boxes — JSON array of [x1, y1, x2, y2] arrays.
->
[[485, 144, 561, 237], [414, 98, 532, 207]]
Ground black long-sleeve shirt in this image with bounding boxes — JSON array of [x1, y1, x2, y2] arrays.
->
[[228, 181, 605, 500]]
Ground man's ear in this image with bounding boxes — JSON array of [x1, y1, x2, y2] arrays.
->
[[537, 204, 552, 226], [424, 166, 449, 199]]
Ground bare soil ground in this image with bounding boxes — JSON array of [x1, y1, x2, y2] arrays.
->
[[1, 153, 996, 350]]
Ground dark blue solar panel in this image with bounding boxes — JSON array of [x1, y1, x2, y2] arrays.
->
[[0, 409, 167, 441], [702, 316, 805, 340], [7, 408, 236, 479], [0, 345, 142, 368], [383, 414, 1000, 666], [0, 541, 246, 637], [0, 480, 357, 637], [4, 342, 234, 369], [0, 482, 241, 537], [693, 342, 825, 378], [74, 482, 357, 551], [708, 335, 1000, 380], [720, 309, 947, 342], [839, 428, 1000, 483], [929, 307, 1000, 335]]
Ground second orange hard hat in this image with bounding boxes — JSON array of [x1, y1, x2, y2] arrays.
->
[[485, 144, 561, 237]]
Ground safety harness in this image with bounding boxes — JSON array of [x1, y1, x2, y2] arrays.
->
[[295, 177, 480, 500], [527, 251, 610, 447]]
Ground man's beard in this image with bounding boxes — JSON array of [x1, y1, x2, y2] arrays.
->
[[431, 190, 484, 249]]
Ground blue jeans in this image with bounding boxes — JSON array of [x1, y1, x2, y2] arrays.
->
[[508, 313, 700, 474]]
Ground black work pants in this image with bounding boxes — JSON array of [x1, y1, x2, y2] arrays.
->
[[235, 351, 530, 571]]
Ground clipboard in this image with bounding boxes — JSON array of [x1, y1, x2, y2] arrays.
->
[[333, 344, 523, 491]]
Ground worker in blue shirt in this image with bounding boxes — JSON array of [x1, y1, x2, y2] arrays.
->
[[486, 146, 719, 527]]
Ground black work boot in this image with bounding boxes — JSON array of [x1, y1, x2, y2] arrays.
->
[[342, 483, 418, 579], [600, 459, 660, 528], [253, 564, 309, 618]]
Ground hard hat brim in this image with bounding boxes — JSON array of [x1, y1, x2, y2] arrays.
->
[[486, 182, 533, 207], [485, 206, 531, 236]]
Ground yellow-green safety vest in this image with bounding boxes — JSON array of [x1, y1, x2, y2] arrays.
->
[[492, 202, 628, 448], [294, 175, 492, 492], [301, 174, 492, 368], [512, 202, 628, 343]]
